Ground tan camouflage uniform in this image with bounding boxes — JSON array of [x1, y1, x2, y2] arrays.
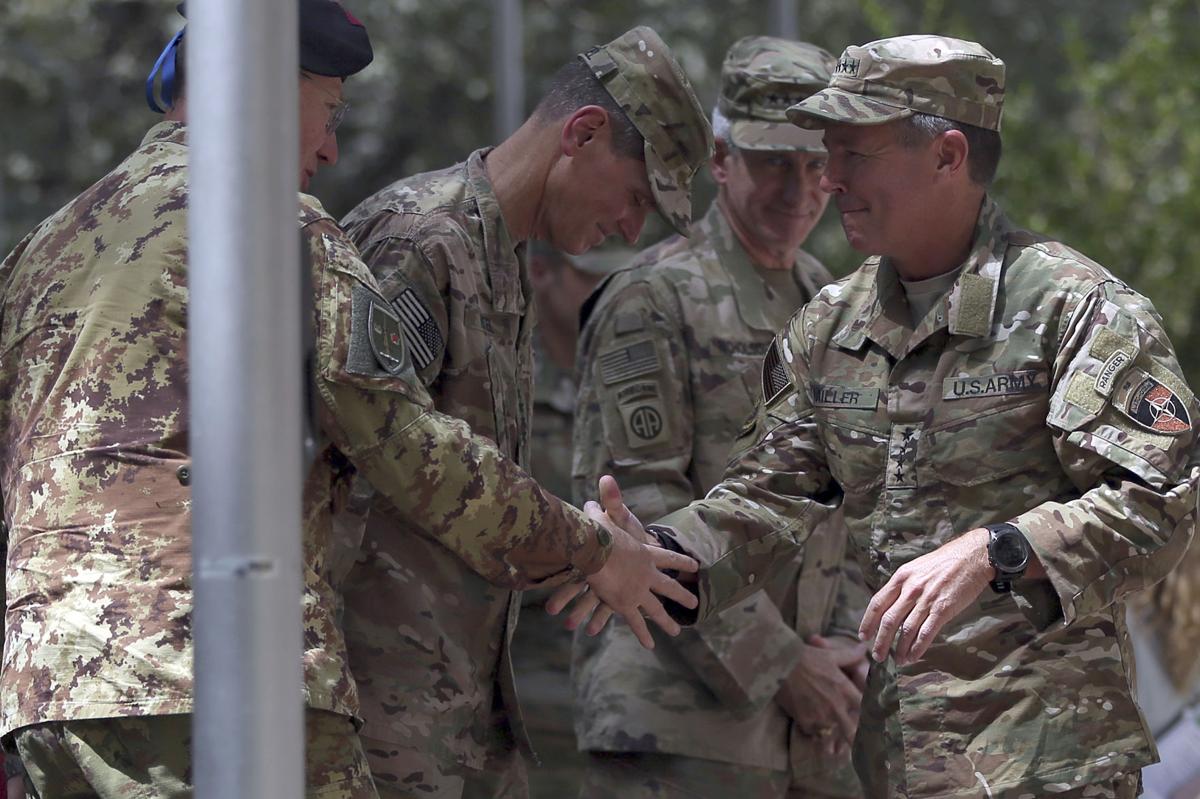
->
[[338, 27, 711, 799], [646, 39, 1198, 799], [0, 121, 614, 799], [571, 38, 865, 799]]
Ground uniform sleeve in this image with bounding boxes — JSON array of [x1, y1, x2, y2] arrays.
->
[[653, 313, 840, 624], [1013, 281, 1199, 624], [307, 221, 612, 589], [355, 230, 449, 387], [571, 277, 695, 518], [671, 591, 805, 716], [825, 537, 869, 639]]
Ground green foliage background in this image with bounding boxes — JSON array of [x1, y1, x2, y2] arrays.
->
[[3, 0, 1199, 380]]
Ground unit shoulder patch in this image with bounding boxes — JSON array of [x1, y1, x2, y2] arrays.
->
[[368, 299, 407, 374], [619, 397, 670, 449], [1124, 376, 1191, 434]]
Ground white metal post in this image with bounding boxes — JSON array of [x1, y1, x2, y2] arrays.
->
[[493, 0, 525, 140], [769, 0, 800, 39], [187, 0, 304, 795]]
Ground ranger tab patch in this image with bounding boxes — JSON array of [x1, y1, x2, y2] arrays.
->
[[1126, 376, 1191, 434], [394, 288, 444, 371]]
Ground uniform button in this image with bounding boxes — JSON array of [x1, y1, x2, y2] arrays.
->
[[748, 573, 756, 584], [177, 465, 191, 486]]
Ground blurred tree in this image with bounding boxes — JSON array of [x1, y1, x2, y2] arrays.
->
[[2, 0, 1198, 381]]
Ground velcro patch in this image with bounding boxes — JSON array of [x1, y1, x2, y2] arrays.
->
[[762, 340, 792, 404], [810, 384, 879, 410], [368, 299, 407, 374], [393, 288, 444, 371], [619, 398, 670, 449], [616, 381, 659, 403], [1124, 376, 1191, 434], [1095, 350, 1132, 397], [599, 340, 661, 385], [943, 370, 1045, 400], [614, 312, 645, 336]]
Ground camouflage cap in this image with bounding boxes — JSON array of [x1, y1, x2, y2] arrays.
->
[[786, 35, 1005, 132], [580, 26, 714, 236], [718, 36, 834, 152]]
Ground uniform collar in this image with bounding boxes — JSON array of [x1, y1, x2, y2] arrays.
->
[[467, 148, 527, 315], [142, 120, 188, 148], [706, 201, 817, 333], [831, 195, 1011, 358]]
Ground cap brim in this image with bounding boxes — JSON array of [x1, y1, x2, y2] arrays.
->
[[644, 139, 694, 237], [786, 87, 914, 129], [729, 120, 826, 152]]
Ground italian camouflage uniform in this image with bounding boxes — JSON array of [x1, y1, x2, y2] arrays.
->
[[572, 197, 865, 797], [337, 25, 711, 799], [0, 121, 614, 797], [650, 194, 1199, 799]]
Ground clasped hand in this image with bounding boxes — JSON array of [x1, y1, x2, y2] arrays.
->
[[545, 475, 699, 649]]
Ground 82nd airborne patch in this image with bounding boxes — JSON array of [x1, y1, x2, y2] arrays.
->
[[1126, 376, 1191, 434]]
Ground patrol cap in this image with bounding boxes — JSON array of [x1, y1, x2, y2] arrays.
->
[[718, 36, 834, 152], [786, 35, 1005, 132], [579, 26, 714, 237]]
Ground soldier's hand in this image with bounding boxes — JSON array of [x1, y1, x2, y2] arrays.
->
[[808, 633, 869, 692], [859, 527, 992, 666], [775, 638, 866, 757]]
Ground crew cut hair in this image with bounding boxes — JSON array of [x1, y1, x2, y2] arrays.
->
[[897, 112, 1002, 186], [534, 58, 645, 161]]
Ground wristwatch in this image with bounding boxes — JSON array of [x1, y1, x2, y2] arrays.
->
[[985, 522, 1030, 593]]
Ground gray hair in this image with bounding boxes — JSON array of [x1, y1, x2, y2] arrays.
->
[[897, 112, 1002, 186], [711, 106, 734, 149]]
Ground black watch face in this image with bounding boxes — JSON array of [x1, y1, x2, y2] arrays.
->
[[993, 531, 1028, 570]]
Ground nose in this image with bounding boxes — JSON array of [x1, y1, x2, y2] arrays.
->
[[818, 166, 841, 195], [618, 205, 648, 244], [318, 130, 339, 167]]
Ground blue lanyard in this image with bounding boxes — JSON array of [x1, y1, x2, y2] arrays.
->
[[146, 28, 185, 113]]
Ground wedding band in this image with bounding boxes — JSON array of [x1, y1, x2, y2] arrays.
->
[[815, 727, 834, 738]]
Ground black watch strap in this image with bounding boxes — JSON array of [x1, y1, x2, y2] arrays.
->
[[986, 522, 1029, 594]]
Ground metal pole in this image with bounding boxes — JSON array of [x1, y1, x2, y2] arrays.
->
[[768, 0, 799, 39], [493, 0, 525, 140], [188, 0, 304, 795]]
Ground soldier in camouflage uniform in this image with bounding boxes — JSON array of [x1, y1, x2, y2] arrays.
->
[[512, 244, 630, 799], [0, 7, 699, 798], [571, 37, 869, 799], [338, 26, 713, 799], [561, 35, 1200, 799]]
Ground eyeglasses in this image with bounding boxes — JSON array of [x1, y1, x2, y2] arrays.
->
[[301, 72, 350, 134]]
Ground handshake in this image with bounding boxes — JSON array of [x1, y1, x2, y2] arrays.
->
[[546, 475, 700, 649]]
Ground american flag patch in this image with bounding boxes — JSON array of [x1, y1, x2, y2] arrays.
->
[[599, 340, 661, 385], [393, 289, 444, 371], [762, 340, 791, 402]]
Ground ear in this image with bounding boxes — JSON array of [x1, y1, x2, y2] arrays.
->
[[560, 105, 611, 157], [934, 129, 970, 180], [709, 138, 733, 185]]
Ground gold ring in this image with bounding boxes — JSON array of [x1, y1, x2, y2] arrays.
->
[[815, 727, 834, 738]]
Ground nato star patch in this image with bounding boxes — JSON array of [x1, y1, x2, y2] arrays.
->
[[1125, 376, 1191, 434]]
